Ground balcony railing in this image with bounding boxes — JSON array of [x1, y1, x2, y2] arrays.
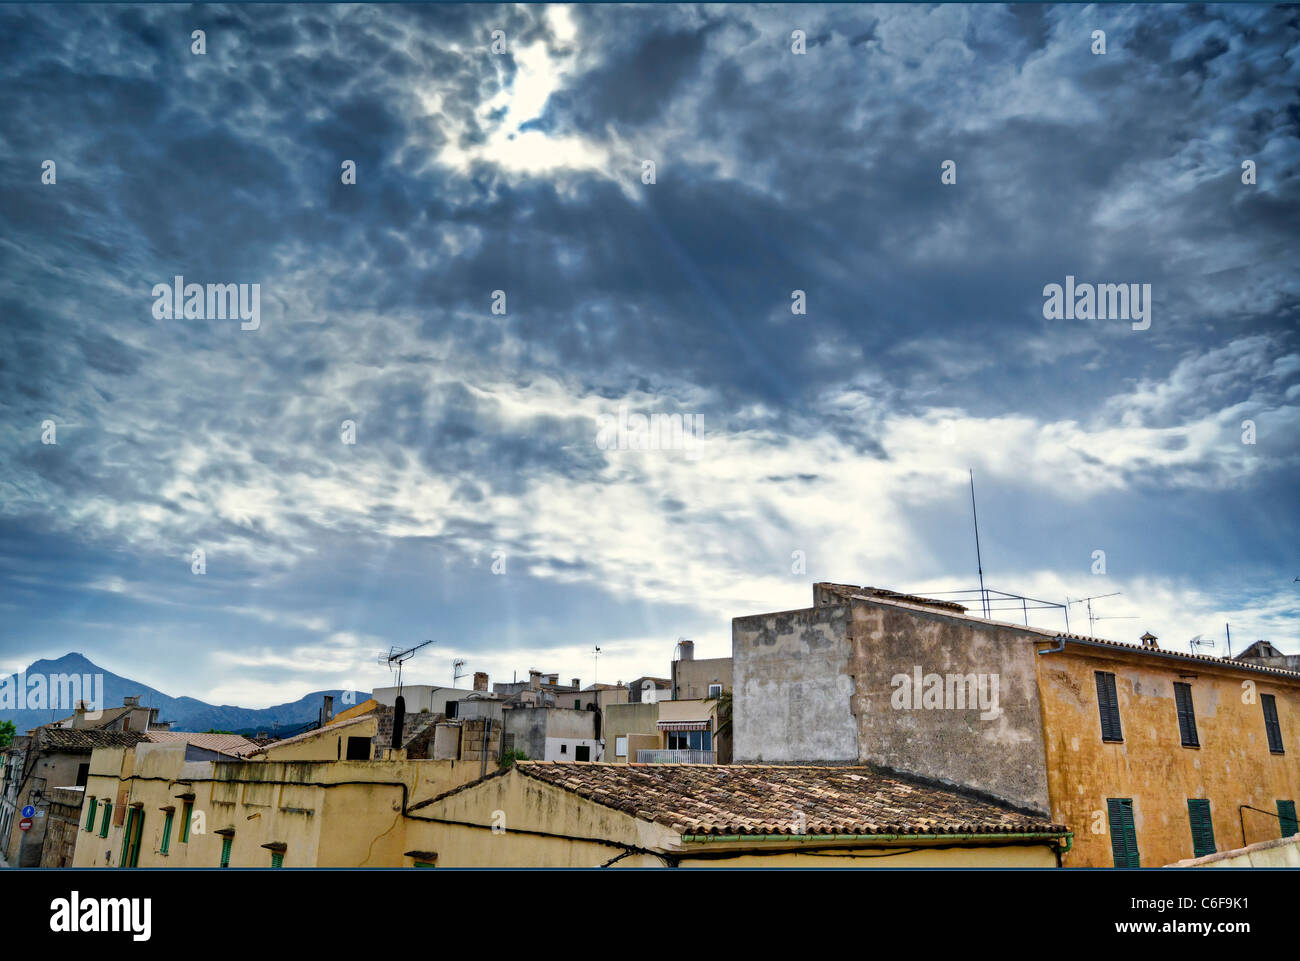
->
[[636, 749, 715, 764]]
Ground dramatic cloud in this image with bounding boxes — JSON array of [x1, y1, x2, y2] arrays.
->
[[1, 4, 1296, 705]]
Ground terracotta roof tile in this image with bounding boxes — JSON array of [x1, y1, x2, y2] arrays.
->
[[143, 732, 260, 756], [512, 762, 1066, 837], [35, 728, 148, 753]]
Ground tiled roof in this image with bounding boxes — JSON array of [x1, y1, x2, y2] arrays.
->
[[143, 732, 260, 757], [35, 728, 148, 753], [509, 763, 1066, 838], [1048, 632, 1300, 680]]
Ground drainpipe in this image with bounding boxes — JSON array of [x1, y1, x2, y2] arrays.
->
[[1037, 637, 1067, 656]]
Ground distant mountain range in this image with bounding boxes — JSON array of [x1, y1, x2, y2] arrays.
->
[[0, 652, 367, 737]]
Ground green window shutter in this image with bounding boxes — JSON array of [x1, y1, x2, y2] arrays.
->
[[1262, 695, 1285, 754], [413, 860, 435, 867], [179, 801, 192, 843], [119, 807, 135, 867], [1174, 683, 1199, 747], [160, 810, 173, 856], [270, 850, 283, 868], [1107, 798, 1140, 867], [1096, 672, 1123, 742], [1187, 799, 1215, 857], [100, 801, 111, 838], [1278, 801, 1298, 838], [85, 798, 98, 831], [220, 836, 232, 868], [129, 809, 144, 867]]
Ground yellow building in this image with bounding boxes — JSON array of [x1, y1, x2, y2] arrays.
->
[[402, 761, 1070, 867], [73, 740, 484, 868], [1035, 632, 1300, 868]]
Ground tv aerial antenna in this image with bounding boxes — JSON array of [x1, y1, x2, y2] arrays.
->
[[377, 640, 433, 697], [1066, 592, 1125, 636], [1188, 634, 1216, 655], [452, 658, 468, 688]]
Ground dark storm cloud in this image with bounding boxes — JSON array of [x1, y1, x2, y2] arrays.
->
[[1, 4, 1298, 699]]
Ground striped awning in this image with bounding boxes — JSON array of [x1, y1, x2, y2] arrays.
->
[[656, 720, 711, 732]]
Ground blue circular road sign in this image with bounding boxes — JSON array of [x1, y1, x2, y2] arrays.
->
[[21, 805, 35, 818]]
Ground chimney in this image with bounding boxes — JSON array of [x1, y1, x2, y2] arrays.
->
[[123, 695, 140, 708], [678, 640, 695, 661], [1140, 632, 1158, 649], [392, 695, 405, 751], [571, 678, 581, 689], [321, 694, 334, 727], [529, 670, 542, 691], [473, 671, 489, 692]]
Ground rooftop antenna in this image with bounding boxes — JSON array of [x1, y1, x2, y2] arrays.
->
[[1225, 622, 1232, 658], [452, 658, 468, 688], [593, 646, 601, 687], [1066, 592, 1122, 636], [1189, 634, 1216, 655], [968, 469, 989, 619], [377, 640, 433, 698]]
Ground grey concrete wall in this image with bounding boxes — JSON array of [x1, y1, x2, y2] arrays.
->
[[732, 602, 857, 763], [847, 599, 1051, 812], [543, 708, 597, 740]]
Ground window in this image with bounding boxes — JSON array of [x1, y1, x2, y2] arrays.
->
[[1187, 799, 1215, 857], [560, 743, 567, 755], [444, 701, 459, 719], [1095, 671, 1123, 742], [220, 836, 233, 868], [574, 699, 581, 709], [1278, 801, 1299, 838], [160, 809, 174, 856], [575, 745, 590, 762], [120, 808, 143, 868], [708, 684, 723, 698], [85, 798, 98, 831], [76, 763, 90, 787], [129, 810, 144, 867], [345, 736, 370, 760], [666, 730, 713, 751], [1262, 695, 1285, 754], [1173, 683, 1199, 747], [1106, 798, 1140, 868], [615, 736, 628, 758], [179, 801, 192, 843], [122, 717, 130, 731], [100, 800, 112, 838], [270, 850, 284, 868]]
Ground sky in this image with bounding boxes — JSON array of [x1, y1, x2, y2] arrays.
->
[[0, 3, 1297, 708]]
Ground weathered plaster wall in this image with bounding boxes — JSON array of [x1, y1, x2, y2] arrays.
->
[[848, 599, 1051, 813], [733, 602, 856, 763], [73, 746, 483, 868]]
